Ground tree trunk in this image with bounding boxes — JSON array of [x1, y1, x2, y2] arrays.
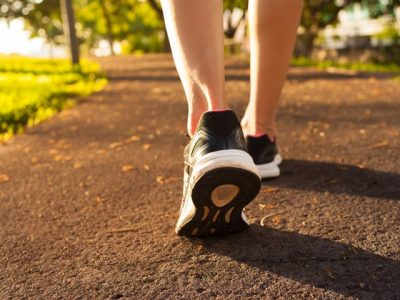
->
[[224, 9, 247, 55], [297, 31, 316, 58], [60, 0, 80, 65], [99, 0, 115, 55]]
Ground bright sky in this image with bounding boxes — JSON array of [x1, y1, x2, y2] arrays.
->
[[0, 18, 65, 57]]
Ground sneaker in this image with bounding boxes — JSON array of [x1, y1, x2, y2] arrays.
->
[[246, 134, 282, 179], [176, 110, 261, 237]]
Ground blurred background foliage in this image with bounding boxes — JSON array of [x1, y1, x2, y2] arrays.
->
[[0, 0, 398, 60]]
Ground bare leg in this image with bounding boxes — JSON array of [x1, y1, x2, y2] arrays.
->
[[161, 0, 227, 136], [242, 0, 303, 139]]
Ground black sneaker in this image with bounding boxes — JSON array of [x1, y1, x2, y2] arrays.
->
[[176, 110, 261, 237], [246, 134, 282, 179]]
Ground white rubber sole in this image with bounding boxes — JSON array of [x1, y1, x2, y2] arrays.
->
[[191, 149, 260, 184], [257, 154, 283, 179], [176, 149, 261, 235]]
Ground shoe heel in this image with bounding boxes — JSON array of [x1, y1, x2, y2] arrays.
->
[[177, 167, 260, 236]]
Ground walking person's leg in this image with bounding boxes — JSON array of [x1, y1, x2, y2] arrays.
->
[[161, 0, 261, 237], [243, 0, 303, 179], [161, 0, 227, 136]]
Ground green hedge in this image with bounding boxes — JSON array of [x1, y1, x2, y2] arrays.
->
[[0, 56, 107, 141]]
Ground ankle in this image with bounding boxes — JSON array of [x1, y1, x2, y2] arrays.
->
[[241, 120, 276, 141]]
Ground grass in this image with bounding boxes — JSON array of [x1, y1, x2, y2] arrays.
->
[[0, 56, 107, 141], [292, 57, 400, 73]]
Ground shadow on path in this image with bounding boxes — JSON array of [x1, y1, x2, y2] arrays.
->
[[265, 160, 400, 200], [104, 65, 397, 82], [199, 226, 399, 298], [105, 72, 395, 83]]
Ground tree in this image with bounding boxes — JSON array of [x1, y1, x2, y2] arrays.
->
[[0, 0, 78, 64], [2, 0, 397, 58], [299, 0, 344, 56], [299, 0, 399, 56], [76, 0, 164, 54], [0, 0, 35, 19], [98, 0, 116, 55], [0, 0, 165, 55], [10, 1, 63, 49], [60, 0, 80, 65], [223, 0, 248, 40], [147, 0, 170, 52]]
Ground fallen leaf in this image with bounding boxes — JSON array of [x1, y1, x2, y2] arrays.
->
[[125, 135, 140, 143], [73, 162, 82, 169], [143, 164, 150, 171], [49, 149, 58, 155], [259, 203, 278, 210], [265, 203, 278, 209], [109, 142, 123, 149], [143, 144, 151, 150], [156, 176, 165, 184], [262, 187, 279, 193], [272, 215, 282, 225], [368, 141, 388, 149], [57, 139, 66, 146], [96, 196, 104, 203], [165, 177, 179, 183], [122, 165, 134, 172], [109, 135, 140, 149], [0, 174, 9, 183], [247, 218, 259, 224], [54, 155, 72, 162]]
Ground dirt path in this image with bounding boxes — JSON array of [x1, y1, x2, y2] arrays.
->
[[1, 55, 399, 299]]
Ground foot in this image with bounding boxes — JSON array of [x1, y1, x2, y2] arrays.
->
[[246, 134, 282, 179], [176, 110, 261, 237]]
